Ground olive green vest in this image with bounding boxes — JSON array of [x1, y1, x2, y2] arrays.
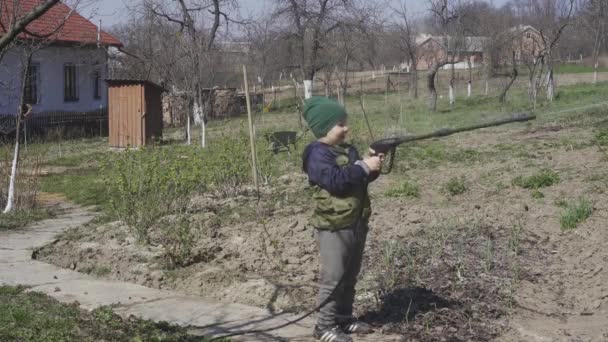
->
[[310, 145, 371, 230]]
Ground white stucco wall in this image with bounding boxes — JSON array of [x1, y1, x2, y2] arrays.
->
[[0, 46, 108, 115]]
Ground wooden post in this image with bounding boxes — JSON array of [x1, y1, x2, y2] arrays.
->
[[243, 65, 259, 195]]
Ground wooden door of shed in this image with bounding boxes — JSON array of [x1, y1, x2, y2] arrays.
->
[[109, 84, 144, 147]]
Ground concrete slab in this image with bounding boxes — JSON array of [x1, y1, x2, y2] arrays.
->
[[32, 279, 174, 310], [0, 230, 64, 250], [0, 249, 32, 263], [0, 261, 87, 286], [114, 296, 314, 341]]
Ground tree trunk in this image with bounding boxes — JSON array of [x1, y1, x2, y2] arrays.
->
[[411, 69, 418, 99], [467, 81, 472, 98], [594, 63, 598, 84], [186, 115, 191, 145], [499, 67, 518, 103], [547, 68, 555, 102], [4, 52, 33, 213], [427, 63, 441, 112], [449, 64, 456, 106], [303, 80, 313, 99], [485, 79, 489, 96], [4, 129, 20, 213], [449, 79, 455, 106]]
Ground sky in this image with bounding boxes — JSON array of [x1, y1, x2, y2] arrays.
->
[[79, 0, 511, 30]]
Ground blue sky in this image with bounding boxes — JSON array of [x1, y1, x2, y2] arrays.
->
[[81, 0, 511, 29]]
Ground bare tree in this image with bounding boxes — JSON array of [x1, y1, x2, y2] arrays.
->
[[273, 0, 358, 99], [581, 0, 607, 84], [143, 0, 241, 147], [515, 0, 575, 106], [389, 1, 420, 99], [425, 0, 466, 112]]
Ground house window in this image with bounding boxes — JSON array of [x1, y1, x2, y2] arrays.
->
[[93, 71, 101, 99], [526, 32, 531, 39], [24, 64, 39, 105], [64, 64, 78, 102]]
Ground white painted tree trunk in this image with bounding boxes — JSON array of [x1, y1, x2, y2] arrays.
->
[[186, 116, 191, 145], [485, 80, 489, 96], [449, 84, 455, 105], [3, 140, 19, 213], [304, 80, 313, 99], [467, 81, 472, 97], [547, 70, 555, 102], [193, 101, 203, 125], [594, 63, 598, 84]]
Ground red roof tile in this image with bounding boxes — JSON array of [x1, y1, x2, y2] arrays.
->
[[0, 0, 122, 47]]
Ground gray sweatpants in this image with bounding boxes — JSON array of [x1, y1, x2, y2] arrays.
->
[[315, 220, 369, 328]]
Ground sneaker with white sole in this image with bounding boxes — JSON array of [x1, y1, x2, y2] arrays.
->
[[313, 325, 353, 342], [339, 318, 374, 334]]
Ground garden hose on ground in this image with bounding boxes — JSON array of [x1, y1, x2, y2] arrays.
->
[[209, 187, 369, 341]]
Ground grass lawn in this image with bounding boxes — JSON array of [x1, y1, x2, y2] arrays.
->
[[0, 285, 221, 342], [20, 80, 608, 214], [555, 64, 608, 74]]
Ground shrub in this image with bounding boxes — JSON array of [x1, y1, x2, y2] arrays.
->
[[594, 129, 608, 146], [101, 147, 205, 243], [512, 169, 560, 189], [159, 216, 200, 268], [443, 176, 467, 196], [385, 180, 420, 198], [560, 197, 593, 231]]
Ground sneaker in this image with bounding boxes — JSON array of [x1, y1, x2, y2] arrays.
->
[[313, 325, 353, 342], [339, 318, 374, 334]]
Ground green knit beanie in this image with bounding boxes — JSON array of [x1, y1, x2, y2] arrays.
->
[[303, 96, 347, 138]]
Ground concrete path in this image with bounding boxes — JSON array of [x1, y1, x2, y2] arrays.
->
[[0, 196, 400, 341]]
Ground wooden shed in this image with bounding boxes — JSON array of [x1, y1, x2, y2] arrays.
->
[[106, 79, 164, 147]]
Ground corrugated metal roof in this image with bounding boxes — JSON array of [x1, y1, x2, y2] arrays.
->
[[105, 79, 165, 91]]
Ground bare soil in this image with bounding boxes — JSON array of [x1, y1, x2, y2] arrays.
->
[[39, 111, 608, 341]]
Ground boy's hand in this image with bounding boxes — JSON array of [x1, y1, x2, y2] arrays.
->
[[362, 155, 383, 172]]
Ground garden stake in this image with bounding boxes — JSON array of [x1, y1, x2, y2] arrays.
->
[[243, 65, 259, 198]]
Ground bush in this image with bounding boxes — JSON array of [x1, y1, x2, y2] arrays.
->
[[101, 134, 277, 263], [443, 176, 467, 196], [101, 148, 202, 243], [594, 129, 608, 146], [560, 197, 593, 231], [159, 216, 200, 268], [512, 169, 560, 189], [385, 180, 420, 198]]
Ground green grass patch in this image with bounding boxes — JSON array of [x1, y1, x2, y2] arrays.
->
[[44, 151, 108, 168], [385, 180, 420, 198], [594, 128, 608, 146], [81, 265, 112, 277], [41, 168, 108, 209], [0, 285, 217, 341], [560, 197, 593, 231], [0, 209, 53, 230], [512, 169, 560, 189], [555, 64, 608, 74], [443, 176, 467, 196]]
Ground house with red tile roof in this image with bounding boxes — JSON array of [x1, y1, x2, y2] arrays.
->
[[0, 0, 122, 117]]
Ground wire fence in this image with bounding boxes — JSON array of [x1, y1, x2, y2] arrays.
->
[[0, 109, 108, 142]]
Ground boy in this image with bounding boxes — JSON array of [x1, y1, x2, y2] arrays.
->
[[302, 97, 383, 342]]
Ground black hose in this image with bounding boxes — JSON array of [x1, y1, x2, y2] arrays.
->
[[210, 186, 369, 341]]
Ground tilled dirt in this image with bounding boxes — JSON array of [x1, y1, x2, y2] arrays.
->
[[39, 114, 608, 341]]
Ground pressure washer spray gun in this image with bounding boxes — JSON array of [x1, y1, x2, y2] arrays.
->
[[369, 113, 536, 174]]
